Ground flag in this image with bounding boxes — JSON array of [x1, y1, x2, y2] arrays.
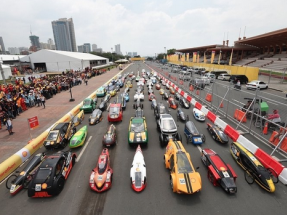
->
[[193, 52, 197, 63], [210, 51, 215, 64], [218, 51, 222, 65], [203, 52, 206, 63], [229, 49, 233, 66]]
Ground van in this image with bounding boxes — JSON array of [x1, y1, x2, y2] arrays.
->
[[202, 73, 216, 83], [179, 71, 191, 81], [210, 70, 228, 78], [217, 74, 230, 81]]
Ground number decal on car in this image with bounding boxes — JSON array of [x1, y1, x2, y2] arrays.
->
[[179, 178, 186, 184]]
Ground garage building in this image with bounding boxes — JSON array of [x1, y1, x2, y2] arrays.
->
[[20, 49, 109, 72]]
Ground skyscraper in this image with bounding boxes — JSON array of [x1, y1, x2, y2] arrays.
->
[[0, 36, 6, 53], [92, 44, 97, 52], [29, 35, 40, 49], [51, 18, 77, 52], [83, 43, 91, 53], [115, 44, 122, 55]]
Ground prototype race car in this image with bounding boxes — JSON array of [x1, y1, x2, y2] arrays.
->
[[168, 97, 178, 109], [166, 84, 170, 90], [207, 123, 229, 144], [148, 88, 154, 95], [201, 148, 237, 193], [103, 94, 111, 103], [44, 122, 76, 149], [134, 92, 144, 101], [89, 109, 103, 125], [109, 89, 117, 97], [90, 148, 113, 192], [163, 92, 169, 100], [184, 121, 205, 145], [154, 102, 169, 119], [162, 81, 166, 86], [130, 145, 147, 192], [128, 117, 148, 146], [28, 151, 76, 197], [159, 89, 165, 95], [102, 124, 117, 147], [155, 84, 161, 90], [69, 125, 88, 148], [133, 99, 144, 109], [230, 142, 277, 192], [72, 110, 84, 126], [108, 103, 123, 122], [126, 80, 133, 88], [98, 100, 107, 111], [123, 92, 129, 102], [179, 97, 190, 109], [149, 93, 156, 101], [80, 97, 97, 113], [135, 107, 144, 117], [174, 92, 181, 100], [120, 94, 127, 110], [151, 99, 157, 110], [169, 87, 175, 94], [177, 108, 189, 122], [193, 108, 206, 121], [96, 87, 106, 97], [164, 139, 202, 194], [6, 152, 46, 196]]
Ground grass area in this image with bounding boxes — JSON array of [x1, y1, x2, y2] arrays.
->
[[259, 70, 286, 76]]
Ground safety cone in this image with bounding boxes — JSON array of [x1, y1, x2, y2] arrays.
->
[[263, 122, 268, 135], [196, 90, 200, 95], [220, 102, 224, 108]]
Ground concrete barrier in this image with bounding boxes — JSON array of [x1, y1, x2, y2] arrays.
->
[[278, 168, 287, 185]]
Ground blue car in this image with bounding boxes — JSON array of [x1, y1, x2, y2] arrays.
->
[[184, 121, 205, 145], [123, 93, 129, 102]]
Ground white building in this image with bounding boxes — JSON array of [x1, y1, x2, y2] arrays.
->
[[0, 64, 12, 81], [19, 49, 109, 72], [8, 47, 20, 55]]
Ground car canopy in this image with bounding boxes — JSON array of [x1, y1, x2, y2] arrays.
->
[[185, 121, 199, 135]]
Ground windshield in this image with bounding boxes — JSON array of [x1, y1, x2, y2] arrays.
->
[[98, 160, 107, 174], [109, 107, 119, 114], [177, 152, 193, 174], [161, 119, 176, 130], [91, 110, 100, 117], [47, 131, 59, 141], [37, 168, 52, 180], [135, 172, 142, 187], [131, 122, 144, 132], [83, 100, 91, 106]]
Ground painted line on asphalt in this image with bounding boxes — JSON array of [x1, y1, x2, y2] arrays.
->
[[196, 145, 202, 153], [233, 99, 245, 105], [76, 136, 92, 163]]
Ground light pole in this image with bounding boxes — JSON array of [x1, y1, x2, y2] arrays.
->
[[164, 47, 166, 60], [111, 48, 113, 62]]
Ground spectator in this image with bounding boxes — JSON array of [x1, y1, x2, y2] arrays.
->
[[40, 94, 46, 109], [6, 117, 14, 135]]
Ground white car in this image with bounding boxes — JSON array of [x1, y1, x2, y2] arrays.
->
[[202, 73, 216, 83], [193, 108, 206, 121], [130, 145, 146, 192], [246, 80, 268, 90], [134, 92, 144, 101], [217, 74, 230, 81]]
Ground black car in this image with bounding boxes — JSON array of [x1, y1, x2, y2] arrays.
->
[[154, 102, 169, 119], [174, 92, 181, 100], [28, 151, 76, 197], [162, 92, 169, 100], [176, 108, 189, 122], [207, 123, 229, 144], [229, 75, 248, 84], [179, 97, 190, 109], [98, 100, 107, 111]]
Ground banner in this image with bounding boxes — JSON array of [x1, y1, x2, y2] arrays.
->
[[229, 49, 233, 66], [218, 51, 222, 65], [193, 52, 197, 63], [210, 51, 215, 64]]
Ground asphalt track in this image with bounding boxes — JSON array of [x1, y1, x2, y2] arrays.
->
[[0, 62, 287, 215]]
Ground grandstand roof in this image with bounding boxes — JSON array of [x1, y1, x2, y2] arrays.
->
[[235, 28, 287, 48]]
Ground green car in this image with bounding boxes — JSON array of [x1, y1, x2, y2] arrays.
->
[[128, 117, 148, 146], [96, 87, 106, 97], [80, 98, 97, 113], [69, 125, 88, 148]]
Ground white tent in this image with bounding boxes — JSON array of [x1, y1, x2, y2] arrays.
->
[[20, 50, 109, 72], [115, 59, 128, 63], [0, 64, 12, 81]]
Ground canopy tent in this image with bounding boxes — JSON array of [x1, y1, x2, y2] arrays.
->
[[115, 59, 128, 63], [0, 64, 12, 81]]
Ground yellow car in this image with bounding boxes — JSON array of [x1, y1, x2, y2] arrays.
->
[[164, 139, 202, 194], [126, 81, 133, 88], [159, 89, 165, 95], [109, 90, 117, 97], [72, 110, 85, 126]]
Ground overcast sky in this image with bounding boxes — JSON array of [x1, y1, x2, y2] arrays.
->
[[0, 0, 286, 56]]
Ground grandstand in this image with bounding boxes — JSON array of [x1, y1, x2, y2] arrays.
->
[[176, 28, 287, 71]]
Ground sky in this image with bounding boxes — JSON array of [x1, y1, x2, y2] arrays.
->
[[0, 0, 286, 56]]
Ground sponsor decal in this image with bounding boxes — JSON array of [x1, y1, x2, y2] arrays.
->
[[0, 163, 16, 178]]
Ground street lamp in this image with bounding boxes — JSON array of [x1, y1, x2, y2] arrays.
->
[[111, 48, 113, 62]]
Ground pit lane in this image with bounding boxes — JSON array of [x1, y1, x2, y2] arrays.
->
[[0, 62, 287, 215]]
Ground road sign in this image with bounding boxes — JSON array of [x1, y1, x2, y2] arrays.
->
[[28, 116, 39, 130]]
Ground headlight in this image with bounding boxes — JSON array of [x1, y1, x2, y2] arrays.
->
[[90, 173, 94, 183], [106, 172, 111, 182]]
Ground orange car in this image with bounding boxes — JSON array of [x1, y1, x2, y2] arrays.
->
[[169, 87, 175, 94], [155, 84, 161, 90], [168, 97, 178, 109], [164, 139, 202, 194]]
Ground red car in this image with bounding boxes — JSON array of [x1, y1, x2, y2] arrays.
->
[[108, 103, 123, 122], [169, 87, 175, 94], [155, 84, 161, 90], [149, 93, 156, 101], [89, 148, 113, 192], [201, 148, 237, 194], [102, 124, 117, 147], [168, 97, 178, 109]]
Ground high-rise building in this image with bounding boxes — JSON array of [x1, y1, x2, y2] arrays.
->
[[115, 44, 122, 55], [48, 38, 54, 45], [0, 36, 6, 53], [92, 44, 97, 52], [8, 47, 20, 55], [127, 52, 138, 57], [133, 52, 137, 57], [78, 45, 84, 53], [51, 18, 77, 52], [29, 35, 40, 49], [83, 43, 91, 53]]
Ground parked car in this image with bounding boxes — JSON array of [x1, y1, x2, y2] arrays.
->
[[246, 80, 268, 90], [229, 75, 248, 84], [202, 73, 216, 83], [217, 74, 230, 81]]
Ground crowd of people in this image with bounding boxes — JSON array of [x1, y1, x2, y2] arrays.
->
[[0, 67, 108, 135]]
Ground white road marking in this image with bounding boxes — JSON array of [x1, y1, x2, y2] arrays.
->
[[196, 145, 202, 153], [107, 103, 111, 111], [76, 136, 92, 162], [232, 99, 245, 105]]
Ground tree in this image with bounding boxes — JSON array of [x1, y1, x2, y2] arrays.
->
[[90, 52, 125, 62], [156, 53, 165, 60], [167, 49, 176, 55]]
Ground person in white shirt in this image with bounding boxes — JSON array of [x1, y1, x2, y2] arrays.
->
[[6, 117, 14, 135]]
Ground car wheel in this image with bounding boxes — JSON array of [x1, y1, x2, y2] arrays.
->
[[55, 177, 65, 195], [244, 171, 254, 184], [72, 156, 76, 166], [266, 86, 268, 89], [6, 174, 17, 190]]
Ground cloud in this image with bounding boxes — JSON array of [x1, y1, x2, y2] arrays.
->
[[0, 0, 286, 56]]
